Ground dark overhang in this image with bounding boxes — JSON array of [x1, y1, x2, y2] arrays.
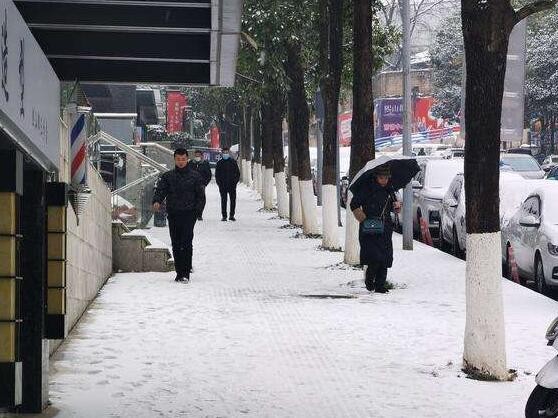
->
[[15, 0, 242, 86]]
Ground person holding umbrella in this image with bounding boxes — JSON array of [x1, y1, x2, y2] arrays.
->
[[349, 156, 419, 293]]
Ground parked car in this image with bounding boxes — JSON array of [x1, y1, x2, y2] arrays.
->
[[440, 172, 527, 257], [500, 153, 545, 179], [547, 166, 558, 180], [440, 173, 465, 256], [412, 159, 464, 238], [501, 182, 558, 294], [541, 155, 558, 172], [441, 148, 465, 159]]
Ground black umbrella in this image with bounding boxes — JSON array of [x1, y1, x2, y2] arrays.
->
[[349, 155, 420, 194]]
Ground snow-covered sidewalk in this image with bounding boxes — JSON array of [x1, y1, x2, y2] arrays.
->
[[33, 184, 558, 417]]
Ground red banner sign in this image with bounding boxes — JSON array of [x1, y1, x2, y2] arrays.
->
[[166, 91, 188, 133]]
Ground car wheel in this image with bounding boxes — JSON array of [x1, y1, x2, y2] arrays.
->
[[453, 227, 464, 259], [535, 255, 549, 295]]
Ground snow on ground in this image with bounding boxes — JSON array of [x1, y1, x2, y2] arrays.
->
[[18, 184, 558, 418]]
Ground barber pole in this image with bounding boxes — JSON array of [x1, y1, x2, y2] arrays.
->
[[67, 105, 92, 221], [69, 107, 88, 187]]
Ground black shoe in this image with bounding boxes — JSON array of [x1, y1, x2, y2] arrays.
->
[[184, 273, 190, 283], [197, 216, 203, 221], [229, 216, 236, 221], [375, 287, 389, 294], [221, 216, 227, 222], [174, 275, 184, 282]]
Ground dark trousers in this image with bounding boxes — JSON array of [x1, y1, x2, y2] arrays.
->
[[365, 263, 388, 290], [219, 187, 236, 218], [167, 211, 197, 276]]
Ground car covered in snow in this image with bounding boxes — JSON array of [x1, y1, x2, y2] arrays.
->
[[499, 153, 545, 179], [501, 182, 558, 294], [411, 158, 464, 238], [440, 172, 527, 257]]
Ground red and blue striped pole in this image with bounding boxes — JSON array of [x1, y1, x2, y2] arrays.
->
[[69, 107, 88, 186]]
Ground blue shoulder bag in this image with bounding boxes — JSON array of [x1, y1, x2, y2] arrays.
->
[[361, 198, 390, 235]]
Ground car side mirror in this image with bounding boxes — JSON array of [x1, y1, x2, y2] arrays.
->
[[519, 215, 541, 228], [412, 180, 423, 189]]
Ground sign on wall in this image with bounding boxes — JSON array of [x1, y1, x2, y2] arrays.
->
[[0, 0, 60, 170]]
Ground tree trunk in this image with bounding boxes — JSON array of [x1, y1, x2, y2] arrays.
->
[[243, 106, 253, 187], [286, 40, 320, 236], [261, 100, 275, 210], [272, 96, 289, 218], [345, 0, 375, 264], [253, 107, 263, 195], [461, 0, 515, 381], [320, 0, 343, 250], [288, 98, 303, 226]]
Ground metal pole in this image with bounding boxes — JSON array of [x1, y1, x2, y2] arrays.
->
[[401, 0, 413, 250], [317, 122, 323, 206]]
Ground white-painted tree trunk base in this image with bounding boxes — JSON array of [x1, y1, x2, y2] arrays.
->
[[322, 185, 340, 249], [299, 180, 320, 236], [241, 159, 247, 185], [254, 163, 262, 194], [344, 193, 360, 265], [263, 168, 275, 210], [240, 159, 247, 185], [251, 163, 258, 190], [463, 231, 508, 380], [260, 165, 266, 197], [275, 171, 289, 218], [291, 176, 303, 226], [245, 160, 253, 188]]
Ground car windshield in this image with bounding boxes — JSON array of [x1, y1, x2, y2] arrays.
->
[[425, 162, 464, 189], [500, 156, 541, 172]]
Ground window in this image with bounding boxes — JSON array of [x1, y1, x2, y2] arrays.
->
[[521, 196, 541, 218]]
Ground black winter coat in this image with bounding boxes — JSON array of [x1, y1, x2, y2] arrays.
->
[[350, 182, 396, 267], [152, 165, 205, 215], [190, 160, 212, 186], [215, 158, 240, 191]]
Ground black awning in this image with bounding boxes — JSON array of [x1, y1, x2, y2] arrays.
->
[[14, 0, 241, 86]]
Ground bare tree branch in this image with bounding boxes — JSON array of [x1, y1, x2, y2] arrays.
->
[[515, 0, 557, 22]]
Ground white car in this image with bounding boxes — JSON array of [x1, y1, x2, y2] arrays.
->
[[440, 172, 529, 257], [501, 182, 558, 294], [500, 153, 545, 179], [412, 159, 464, 238]]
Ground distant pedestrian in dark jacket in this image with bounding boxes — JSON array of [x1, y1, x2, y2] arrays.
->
[[215, 147, 240, 221], [190, 150, 212, 221], [152, 148, 205, 282], [350, 166, 401, 293]]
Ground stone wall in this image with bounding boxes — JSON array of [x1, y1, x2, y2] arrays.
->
[[50, 118, 113, 354]]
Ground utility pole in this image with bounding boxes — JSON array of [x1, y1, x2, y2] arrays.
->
[[401, 0, 413, 250]]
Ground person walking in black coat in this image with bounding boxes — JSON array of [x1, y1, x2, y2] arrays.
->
[[190, 150, 212, 221], [215, 147, 240, 221], [152, 148, 205, 282], [350, 165, 401, 293]]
